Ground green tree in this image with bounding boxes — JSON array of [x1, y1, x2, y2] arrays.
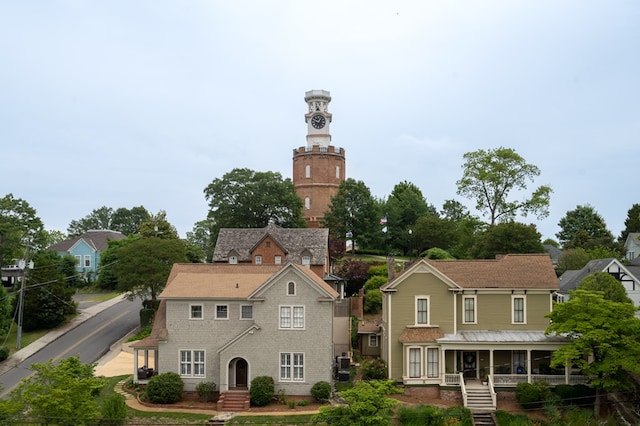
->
[[556, 248, 590, 275], [619, 203, 640, 248], [114, 237, 187, 302], [322, 178, 379, 253], [422, 247, 455, 259], [42, 229, 66, 248], [470, 222, 544, 259], [0, 194, 45, 267], [187, 219, 216, 263], [67, 206, 114, 236], [204, 168, 305, 239], [578, 271, 632, 304], [67, 205, 151, 237], [4, 356, 103, 424], [546, 290, 640, 416], [313, 380, 401, 426], [15, 251, 75, 331], [556, 205, 614, 250], [96, 237, 133, 290], [138, 211, 179, 239], [456, 147, 552, 225], [111, 206, 151, 235], [383, 181, 435, 255]]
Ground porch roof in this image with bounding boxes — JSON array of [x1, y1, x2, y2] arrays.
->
[[437, 330, 568, 343], [399, 326, 445, 342]]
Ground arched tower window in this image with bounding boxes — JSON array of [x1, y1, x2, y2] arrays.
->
[[305, 165, 311, 178], [336, 165, 340, 179], [305, 197, 310, 210]]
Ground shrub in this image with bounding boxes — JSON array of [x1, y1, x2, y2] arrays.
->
[[515, 381, 551, 409], [0, 346, 9, 362], [100, 393, 127, 425], [139, 308, 155, 327], [297, 399, 309, 406], [364, 288, 382, 314], [249, 376, 274, 407], [363, 275, 388, 292], [196, 381, 217, 402], [310, 381, 332, 402], [361, 358, 387, 380], [367, 264, 387, 278], [146, 372, 184, 404]]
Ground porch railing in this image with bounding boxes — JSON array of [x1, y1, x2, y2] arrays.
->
[[459, 373, 467, 407], [444, 373, 460, 385], [492, 374, 588, 386], [488, 375, 497, 408]]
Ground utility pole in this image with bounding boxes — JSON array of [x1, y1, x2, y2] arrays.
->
[[16, 244, 33, 350]]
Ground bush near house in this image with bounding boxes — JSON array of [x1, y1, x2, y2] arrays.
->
[[361, 358, 387, 381], [515, 381, 552, 409], [145, 372, 184, 404], [310, 381, 331, 403], [250, 376, 275, 407]]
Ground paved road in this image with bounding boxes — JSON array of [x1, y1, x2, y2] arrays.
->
[[0, 295, 139, 397]]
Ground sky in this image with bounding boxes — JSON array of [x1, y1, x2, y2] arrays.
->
[[2, 1, 638, 243]]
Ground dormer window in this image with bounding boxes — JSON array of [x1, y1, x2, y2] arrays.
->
[[302, 255, 311, 268], [229, 255, 238, 265]]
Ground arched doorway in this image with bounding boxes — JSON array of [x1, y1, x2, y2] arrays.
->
[[228, 357, 248, 389]]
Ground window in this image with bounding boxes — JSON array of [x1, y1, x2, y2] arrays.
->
[[180, 350, 205, 377], [266, 241, 271, 248], [287, 281, 296, 295], [241, 305, 253, 320], [275, 255, 282, 265], [463, 296, 476, 324], [302, 255, 311, 268], [305, 164, 311, 178], [369, 335, 378, 347], [74, 255, 81, 266], [190, 304, 203, 319], [336, 165, 340, 179], [255, 255, 262, 265], [84, 255, 91, 267], [427, 348, 439, 378], [229, 256, 238, 264], [216, 305, 228, 320], [280, 306, 304, 329], [305, 197, 310, 210], [512, 296, 526, 324], [280, 352, 304, 381], [415, 297, 429, 325], [409, 348, 421, 378]]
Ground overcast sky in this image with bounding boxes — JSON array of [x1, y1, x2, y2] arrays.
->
[[2, 1, 638, 242]]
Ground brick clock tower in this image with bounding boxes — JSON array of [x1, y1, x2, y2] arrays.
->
[[293, 90, 346, 228]]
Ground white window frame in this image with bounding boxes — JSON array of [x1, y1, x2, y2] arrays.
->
[[190, 304, 203, 320], [415, 296, 430, 326], [368, 335, 378, 347], [280, 352, 304, 382], [255, 255, 262, 265], [75, 255, 81, 266], [463, 295, 477, 324], [215, 304, 229, 320], [408, 347, 422, 378], [180, 349, 205, 378], [427, 348, 439, 378], [305, 164, 311, 178], [512, 295, 526, 324], [279, 305, 305, 329], [84, 255, 91, 267], [229, 255, 238, 264], [302, 255, 311, 268], [287, 281, 296, 296], [336, 165, 340, 179], [275, 255, 282, 265], [240, 305, 253, 320]]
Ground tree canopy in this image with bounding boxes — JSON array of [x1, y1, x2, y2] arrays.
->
[[0, 194, 45, 267], [113, 237, 187, 301], [578, 271, 632, 304], [456, 147, 552, 225], [67, 205, 151, 237], [470, 222, 544, 259], [546, 289, 640, 415], [619, 203, 640, 245], [556, 204, 614, 250]]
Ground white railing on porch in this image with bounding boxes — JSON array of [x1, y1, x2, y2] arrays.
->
[[459, 372, 467, 407], [492, 374, 588, 386], [488, 375, 497, 408], [444, 373, 461, 385]]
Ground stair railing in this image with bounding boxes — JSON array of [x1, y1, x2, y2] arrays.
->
[[488, 374, 497, 409], [459, 372, 467, 407]]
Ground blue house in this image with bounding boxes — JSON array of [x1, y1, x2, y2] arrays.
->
[[49, 230, 126, 280]]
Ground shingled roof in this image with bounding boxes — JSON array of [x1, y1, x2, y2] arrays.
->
[[48, 230, 126, 252], [383, 254, 558, 291], [212, 223, 328, 266]]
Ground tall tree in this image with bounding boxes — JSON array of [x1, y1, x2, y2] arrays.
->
[[111, 206, 151, 235], [470, 222, 544, 259], [556, 248, 590, 275], [546, 290, 640, 416], [619, 203, 640, 245], [113, 237, 187, 302], [383, 181, 435, 255], [0, 194, 45, 267], [67, 206, 113, 236], [556, 205, 614, 250], [187, 220, 216, 263], [322, 178, 379, 252], [138, 211, 179, 239], [456, 147, 552, 225], [203, 168, 305, 245], [67, 205, 150, 237]]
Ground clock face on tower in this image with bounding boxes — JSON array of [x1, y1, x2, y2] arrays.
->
[[311, 114, 326, 129]]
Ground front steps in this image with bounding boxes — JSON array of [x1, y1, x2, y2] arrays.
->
[[465, 383, 495, 412], [217, 390, 250, 412]]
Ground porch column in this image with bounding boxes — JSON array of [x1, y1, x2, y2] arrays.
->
[[440, 348, 445, 385], [565, 358, 570, 384], [527, 349, 532, 383], [489, 349, 494, 379], [133, 349, 140, 384], [144, 350, 149, 368]]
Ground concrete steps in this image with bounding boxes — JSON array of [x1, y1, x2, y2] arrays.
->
[[465, 385, 495, 411], [217, 390, 250, 412]]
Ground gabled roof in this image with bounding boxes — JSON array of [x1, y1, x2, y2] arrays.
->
[[625, 232, 640, 247], [557, 257, 638, 295], [382, 254, 558, 291], [159, 262, 338, 300], [213, 223, 328, 265], [48, 230, 126, 252]]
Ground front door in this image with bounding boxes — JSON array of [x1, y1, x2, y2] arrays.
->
[[462, 351, 476, 378], [235, 358, 248, 388]]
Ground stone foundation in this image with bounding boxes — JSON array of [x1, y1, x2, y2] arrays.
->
[[403, 386, 441, 400], [440, 389, 463, 403]]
